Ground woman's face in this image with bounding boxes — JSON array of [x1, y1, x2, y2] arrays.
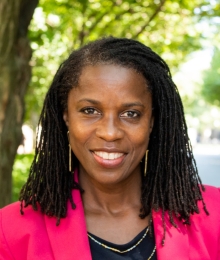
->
[[63, 64, 154, 186]]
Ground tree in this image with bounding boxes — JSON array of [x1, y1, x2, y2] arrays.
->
[[0, 0, 39, 207], [201, 47, 220, 106]]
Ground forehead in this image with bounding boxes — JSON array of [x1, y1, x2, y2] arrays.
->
[[74, 64, 150, 98], [66, 64, 153, 111]]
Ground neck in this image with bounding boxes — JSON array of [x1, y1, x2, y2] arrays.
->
[[79, 166, 142, 216]]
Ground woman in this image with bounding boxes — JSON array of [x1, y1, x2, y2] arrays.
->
[[0, 37, 219, 260]]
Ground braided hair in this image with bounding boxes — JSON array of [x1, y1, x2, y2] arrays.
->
[[20, 37, 208, 244]]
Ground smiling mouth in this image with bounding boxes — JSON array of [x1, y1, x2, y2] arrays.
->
[[93, 151, 124, 160], [92, 151, 126, 168]]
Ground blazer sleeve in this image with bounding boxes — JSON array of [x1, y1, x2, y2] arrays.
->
[[0, 210, 14, 260]]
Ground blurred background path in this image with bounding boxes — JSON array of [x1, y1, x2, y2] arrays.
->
[[193, 143, 220, 187]]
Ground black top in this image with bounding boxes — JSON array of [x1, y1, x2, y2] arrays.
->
[[88, 227, 157, 260]]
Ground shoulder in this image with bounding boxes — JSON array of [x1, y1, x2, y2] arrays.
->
[[0, 202, 52, 259], [199, 185, 220, 215], [153, 186, 220, 259], [0, 201, 45, 243], [202, 184, 220, 197], [0, 201, 44, 225], [201, 184, 220, 200], [189, 185, 220, 223], [186, 186, 220, 258]]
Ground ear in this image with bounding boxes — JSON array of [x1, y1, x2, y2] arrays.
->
[[63, 111, 69, 127]]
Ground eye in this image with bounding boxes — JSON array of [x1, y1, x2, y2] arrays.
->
[[81, 107, 100, 115], [120, 111, 140, 118]]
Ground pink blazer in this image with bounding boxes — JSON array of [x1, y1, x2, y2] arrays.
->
[[1, 184, 220, 259]]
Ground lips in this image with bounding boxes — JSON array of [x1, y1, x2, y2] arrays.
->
[[92, 150, 126, 168]]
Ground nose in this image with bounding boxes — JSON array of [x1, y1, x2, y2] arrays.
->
[[96, 114, 124, 141]]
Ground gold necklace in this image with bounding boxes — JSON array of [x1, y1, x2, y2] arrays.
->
[[88, 227, 156, 259]]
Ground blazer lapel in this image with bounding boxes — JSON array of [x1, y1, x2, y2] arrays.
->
[[44, 169, 190, 260], [153, 210, 189, 260], [44, 171, 92, 260]]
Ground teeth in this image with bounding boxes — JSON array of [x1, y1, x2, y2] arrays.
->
[[94, 151, 124, 160]]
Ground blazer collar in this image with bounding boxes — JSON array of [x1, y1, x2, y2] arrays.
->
[[153, 210, 189, 260], [44, 170, 92, 260]]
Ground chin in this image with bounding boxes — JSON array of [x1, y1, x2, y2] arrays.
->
[[92, 171, 130, 186]]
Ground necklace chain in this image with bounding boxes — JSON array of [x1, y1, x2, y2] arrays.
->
[[88, 227, 156, 259]]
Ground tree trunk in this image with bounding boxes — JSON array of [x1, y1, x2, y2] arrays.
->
[[0, 0, 38, 207]]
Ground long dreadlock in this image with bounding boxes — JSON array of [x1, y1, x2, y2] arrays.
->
[[20, 37, 208, 243]]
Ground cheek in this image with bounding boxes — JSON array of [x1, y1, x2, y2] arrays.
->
[[69, 120, 94, 151], [71, 129, 87, 147], [130, 129, 151, 151], [135, 120, 152, 142], [128, 131, 150, 168]]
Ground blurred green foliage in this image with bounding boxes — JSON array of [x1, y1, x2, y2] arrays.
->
[[12, 153, 34, 202], [26, 0, 214, 128], [202, 47, 220, 106]]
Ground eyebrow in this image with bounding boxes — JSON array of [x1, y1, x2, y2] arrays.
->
[[78, 99, 144, 107], [122, 102, 144, 108], [78, 98, 101, 105]]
